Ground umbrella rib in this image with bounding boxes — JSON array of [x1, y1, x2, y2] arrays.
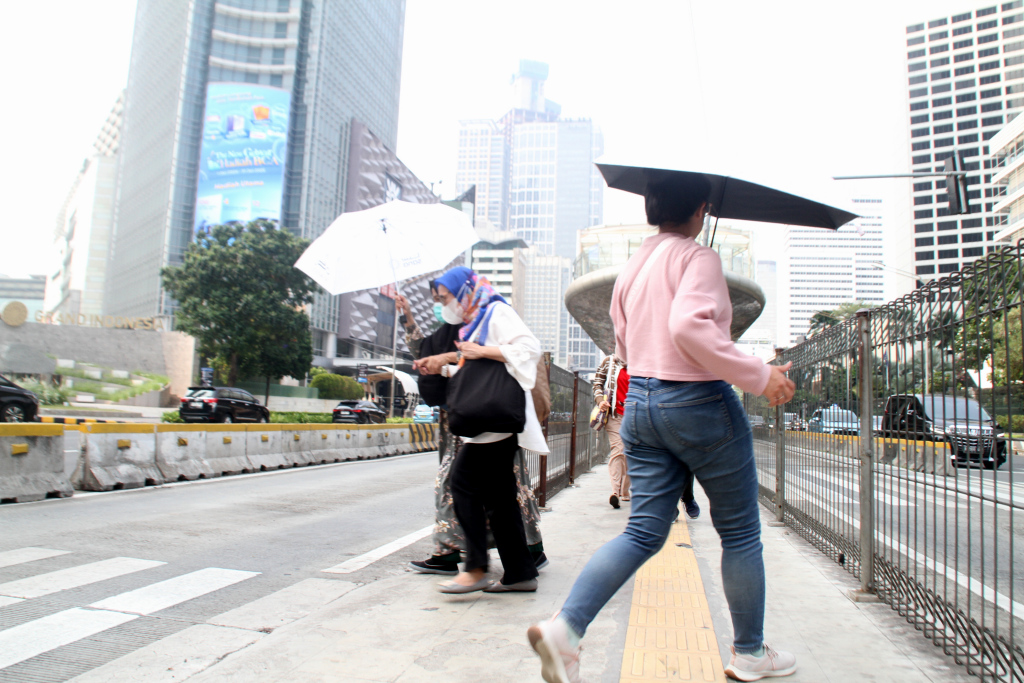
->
[[710, 177, 729, 248]]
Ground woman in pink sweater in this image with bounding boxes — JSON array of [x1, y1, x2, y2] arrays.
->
[[528, 171, 797, 682]]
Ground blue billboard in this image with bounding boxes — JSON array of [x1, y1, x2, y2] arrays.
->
[[194, 83, 291, 235]]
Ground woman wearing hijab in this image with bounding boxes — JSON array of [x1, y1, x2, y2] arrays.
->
[[397, 287, 548, 575], [424, 266, 548, 594], [527, 172, 797, 682]]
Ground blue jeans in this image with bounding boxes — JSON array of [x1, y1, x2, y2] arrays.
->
[[558, 378, 765, 654]]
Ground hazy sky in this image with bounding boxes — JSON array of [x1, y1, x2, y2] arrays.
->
[[0, 0, 987, 289]]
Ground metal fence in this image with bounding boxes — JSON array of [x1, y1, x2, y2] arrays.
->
[[521, 354, 608, 507], [748, 243, 1024, 681]]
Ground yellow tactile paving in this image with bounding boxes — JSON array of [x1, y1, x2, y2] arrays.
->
[[620, 519, 727, 683]]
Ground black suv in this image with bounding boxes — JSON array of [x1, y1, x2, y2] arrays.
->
[[879, 393, 1007, 469], [332, 400, 386, 424], [178, 386, 269, 423], [0, 374, 39, 423]]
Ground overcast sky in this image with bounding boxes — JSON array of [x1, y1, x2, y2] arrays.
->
[[0, 0, 987, 289]]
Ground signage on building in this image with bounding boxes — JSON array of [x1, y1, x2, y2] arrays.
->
[[357, 363, 369, 384], [0, 301, 28, 327], [31, 310, 165, 331], [193, 83, 291, 235], [200, 367, 214, 386]]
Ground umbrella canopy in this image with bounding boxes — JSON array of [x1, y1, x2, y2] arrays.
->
[[372, 367, 419, 395], [294, 200, 478, 295], [596, 163, 858, 230]]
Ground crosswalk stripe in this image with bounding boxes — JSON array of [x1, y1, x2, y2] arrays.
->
[[0, 557, 165, 599], [89, 567, 259, 615], [0, 596, 23, 609], [0, 608, 137, 670], [208, 577, 356, 632], [0, 547, 71, 569], [65, 624, 263, 683], [322, 525, 433, 574]]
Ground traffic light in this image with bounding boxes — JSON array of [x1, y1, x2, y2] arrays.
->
[[944, 155, 971, 215]]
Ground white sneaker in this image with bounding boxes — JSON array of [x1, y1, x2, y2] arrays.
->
[[724, 644, 797, 681], [527, 617, 586, 683]]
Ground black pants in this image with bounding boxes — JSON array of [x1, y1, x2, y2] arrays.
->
[[451, 435, 538, 585], [681, 468, 695, 504]]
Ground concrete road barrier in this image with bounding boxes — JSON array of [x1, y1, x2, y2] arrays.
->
[[244, 425, 291, 471], [408, 424, 438, 452], [78, 424, 162, 491], [879, 438, 953, 476], [0, 424, 73, 503]]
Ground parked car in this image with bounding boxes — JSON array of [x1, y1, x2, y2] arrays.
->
[[807, 406, 859, 435], [178, 386, 269, 423], [431, 406, 441, 422], [413, 404, 436, 423], [783, 412, 804, 431], [879, 394, 1006, 469], [748, 414, 766, 428], [333, 400, 386, 424], [0, 374, 39, 423]]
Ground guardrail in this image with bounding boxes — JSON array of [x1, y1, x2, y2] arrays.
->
[[747, 243, 1024, 682]]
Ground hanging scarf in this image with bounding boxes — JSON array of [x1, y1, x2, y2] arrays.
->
[[433, 266, 507, 345]]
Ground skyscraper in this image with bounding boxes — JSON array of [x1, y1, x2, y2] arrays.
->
[[784, 199, 886, 344], [105, 0, 407, 348], [905, 2, 1024, 279], [456, 61, 604, 365]]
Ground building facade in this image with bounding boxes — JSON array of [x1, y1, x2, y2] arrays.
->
[[46, 93, 124, 320], [455, 61, 603, 365], [784, 199, 886, 344], [905, 2, 1024, 278], [105, 0, 406, 344], [989, 105, 1024, 241]]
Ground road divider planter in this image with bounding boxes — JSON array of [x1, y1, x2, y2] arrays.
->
[[79, 424, 163, 491], [0, 424, 72, 503]]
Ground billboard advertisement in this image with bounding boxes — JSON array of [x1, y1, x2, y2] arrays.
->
[[194, 83, 291, 235]]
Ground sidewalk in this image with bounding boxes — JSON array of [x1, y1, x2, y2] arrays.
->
[[182, 463, 975, 683]]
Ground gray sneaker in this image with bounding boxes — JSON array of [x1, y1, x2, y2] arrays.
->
[[724, 644, 796, 681]]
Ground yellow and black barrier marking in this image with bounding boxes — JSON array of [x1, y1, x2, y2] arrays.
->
[[39, 416, 131, 425], [408, 423, 438, 451], [621, 517, 725, 682]]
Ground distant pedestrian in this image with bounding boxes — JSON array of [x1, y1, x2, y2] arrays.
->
[[395, 290, 547, 576], [592, 354, 630, 508], [528, 171, 797, 682], [416, 267, 548, 594]]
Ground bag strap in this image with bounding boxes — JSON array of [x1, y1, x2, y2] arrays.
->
[[623, 239, 671, 319]]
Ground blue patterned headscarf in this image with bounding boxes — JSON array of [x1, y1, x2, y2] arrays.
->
[[433, 266, 507, 345]]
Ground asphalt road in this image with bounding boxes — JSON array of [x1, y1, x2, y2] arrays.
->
[[0, 451, 440, 682], [753, 439, 1024, 633]]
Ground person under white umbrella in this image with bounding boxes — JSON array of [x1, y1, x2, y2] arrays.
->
[[294, 200, 478, 415]]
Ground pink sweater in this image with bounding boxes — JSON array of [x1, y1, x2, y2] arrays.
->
[[610, 232, 772, 396]]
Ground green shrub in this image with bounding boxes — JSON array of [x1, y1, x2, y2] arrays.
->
[[18, 380, 71, 406], [162, 411, 184, 423], [269, 411, 332, 423], [310, 373, 364, 400]]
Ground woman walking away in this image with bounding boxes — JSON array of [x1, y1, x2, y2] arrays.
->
[[528, 171, 797, 682], [428, 267, 548, 594], [592, 354, 631, 508]]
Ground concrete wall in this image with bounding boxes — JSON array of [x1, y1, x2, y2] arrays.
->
[[265, 396, 340, 413]]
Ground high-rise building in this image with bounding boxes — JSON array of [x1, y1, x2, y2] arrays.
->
[[784, 199, 887, 344], [46, 93, 125, 320], [456, 61, 603, 365], [905, 2, 1024, 279], [469, 236, 528, 316], [105, 0, 407, 350], [988, 108, 1024, 241]]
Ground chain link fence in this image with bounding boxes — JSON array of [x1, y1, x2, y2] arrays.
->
[[748, 244, 1024, 682]]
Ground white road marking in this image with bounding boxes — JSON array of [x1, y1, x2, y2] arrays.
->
[[208, 577, 356, 632], [0, 608, 137, 670], [0, 547, 70, 569], [0, 558, 165, 599], [0, 596, 23, 608], [65, 624, 263, 683], [322, 525, 433, 574], [89, 568, 259, 615]]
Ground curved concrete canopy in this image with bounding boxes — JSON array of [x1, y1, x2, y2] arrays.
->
[[564, 265, 766, 356]]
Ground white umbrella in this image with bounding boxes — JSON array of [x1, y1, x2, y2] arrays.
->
[[294, 200, 477, 417], [294, 200, 478, 296]]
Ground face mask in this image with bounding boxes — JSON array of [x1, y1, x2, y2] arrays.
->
[[441, 299, 464, 325], [433, 303, 445, 323]]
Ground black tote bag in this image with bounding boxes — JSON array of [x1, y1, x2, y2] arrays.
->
[[446, 358, 526, 437]]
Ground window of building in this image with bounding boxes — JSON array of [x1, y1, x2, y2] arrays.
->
[[979, 32, 1000, 43], [938, 233, 959, 244], [272, 47, 285, 64], [917, 264, 936, 274], [913, 154, 932, 164], [909, 35, 926, 45], [955, 12, 973, 22], [955, 65, 976, 75], [933, 83, 952, 93], [962, 232, 984, 242], [1006, 1, 1024, 10], [981, 101, 1004, 110], [931, 17, 949, 27], [955, 78, 976, 89], [934, 123, 954, 133], [1006, 26, 1024, 38], [274, 21, 288, 38], [244, 71, 259, 83], [913, 181, 934, 191], [934, 70, 952, 80], [957, 105, 978, 115], [908, 23, 925, 32], [933, 57, 952, 67], [963, 247, 985, 257], [938, 248, 959, 259], [935, 137, 955, 147], [957, 92, 978, 102], [958, 119, 979, 129], [981, 87, 1002, 98], [938, 220, 958, 230], [911, 101, 929, 110], [911, 114, 930, 124], [915, 209, 935, 219], [269, 74, 283, 87], [912, 141, 931, 151], [917, 237, 935, 246], [911, 87, 928, 98], [979, 7, 998, 17], [1004, 13, 1023, 25], [959, 133, 980, 143], [910, 74, 928, 85], [917, 251, 936, 260], [955, 51, 975, 62], [980, 60, 1001, 70], [934, 109, 954, 119], [981, 75, 1003, 86], [914, 195, 934, 205]]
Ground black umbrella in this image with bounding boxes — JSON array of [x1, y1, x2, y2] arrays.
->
[[596, 163, 858, 230]]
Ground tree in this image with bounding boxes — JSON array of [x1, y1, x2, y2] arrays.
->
[[162, 220, 317, 386], [807, 301, 871, 337], [310, 373, 364, 400]]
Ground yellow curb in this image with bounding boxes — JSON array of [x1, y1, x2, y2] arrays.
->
[[620, 518, 726, 683]]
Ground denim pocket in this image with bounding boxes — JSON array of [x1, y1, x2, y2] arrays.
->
[[657, 394, 733, 452]]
